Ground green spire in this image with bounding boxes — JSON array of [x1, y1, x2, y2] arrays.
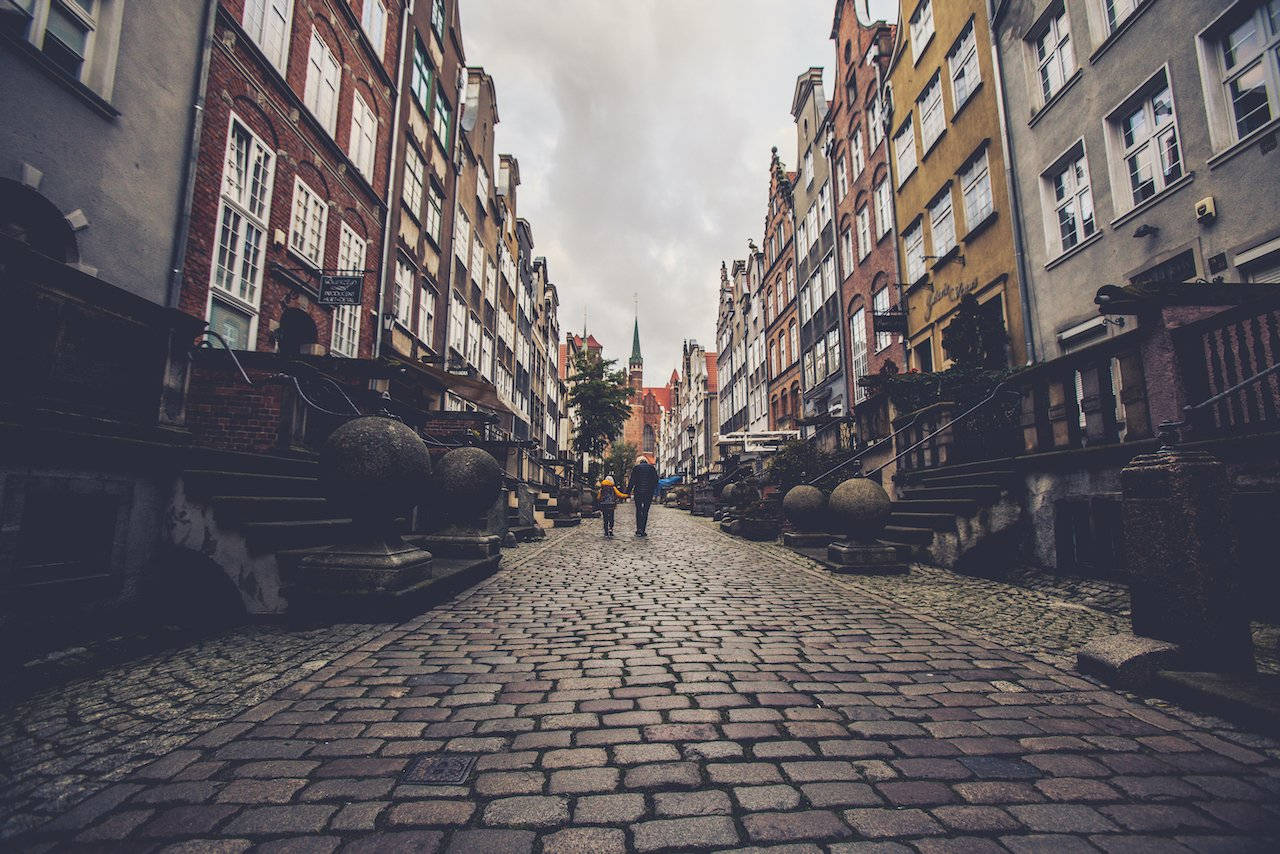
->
[[630, 316, 642, 367]]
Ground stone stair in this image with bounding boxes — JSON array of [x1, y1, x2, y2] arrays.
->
[[881, 461, 1023, 572]]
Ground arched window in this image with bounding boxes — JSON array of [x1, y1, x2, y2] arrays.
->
[[643, 424, 656, 454]]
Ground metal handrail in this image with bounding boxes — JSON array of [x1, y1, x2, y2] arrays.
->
[[195, 330, 361, 418], [865, 381, 1023, 479]]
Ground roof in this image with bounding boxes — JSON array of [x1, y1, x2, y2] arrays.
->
[[705, 352, 718, 393], [644, 386, 672, 410]]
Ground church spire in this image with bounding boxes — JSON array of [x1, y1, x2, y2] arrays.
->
[[629, 314, 642, 368]]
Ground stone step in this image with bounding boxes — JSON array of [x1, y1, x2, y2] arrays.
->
[[241, 518, 354, 552], [183, 469, 323, 499], [908, 470, 1016, 489], [879, 525, 935, 545], [897, 484, 1004, 503], [210, 495, 333, 524], [887, 511, 957, 531], [890, 497, 980, 515], [907, 458, 1016, 478]]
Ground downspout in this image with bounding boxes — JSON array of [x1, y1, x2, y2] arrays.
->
[[164, 0, 218, 310], [873, 40, 910, 374], [376, 0, 414, 357], [988, 0, 1038, 364], [823, 126, 850, 422]]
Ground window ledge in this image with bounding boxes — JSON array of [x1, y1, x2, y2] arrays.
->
[[912, 33, 935, 66], [1108, 171, 1195, 230], [897, 164, 918, 189], [950, 81, 984, 123], [0, 34, 119, 119], [1028, 68, 1083, 129], [920, 127, 947, 162], [1089, 0, 1158, 65], [1207, 118, 1280, 170], [905, 271, 931, 293], [961, 209, 999, 242], [1044, 228, 1105, 271], [930, 244, 962, 270]]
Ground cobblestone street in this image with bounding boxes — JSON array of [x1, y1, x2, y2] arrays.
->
[[4, 507, 1280, 852]]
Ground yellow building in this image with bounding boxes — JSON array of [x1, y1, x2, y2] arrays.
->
[[885, 0, 1028, 370]]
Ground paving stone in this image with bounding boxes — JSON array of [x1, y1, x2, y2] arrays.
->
[[217, 778, 308, 804], [842, 807, 945, 838], [481, 796, 569, 828], [653, 789, 731, 816], [875, 780, 957, 805], [547, 767, 619, 794], [623, 761, 701, 790], [1008, 803, 1121, 833], [741, 809, 853, 843], [442, 829, 533, 854], [222, 805, 338, 835], [734, 784, 802, 811], [474, 771, 545, 797], [386, 800, 476, 827], [930, 805, 1022, 832], [540, 826, 627, 854], [631, 815, 739, 851]]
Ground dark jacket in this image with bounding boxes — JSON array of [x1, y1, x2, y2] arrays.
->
[[627, 461, 660, 500]]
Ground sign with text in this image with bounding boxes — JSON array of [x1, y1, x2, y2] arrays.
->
[[319, 274, 363, 306], [873, 310, 907, 335]]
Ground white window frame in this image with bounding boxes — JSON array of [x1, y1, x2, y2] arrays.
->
[[818, 181, 832, 225], [288, 176, 327, 269], [304, 28, 341, 137], [417, 285, 436, 343], [1103, 0, 1140, 35], [448, 291, 466, 354], [910, 0, 935, 63], [425, 182, 443, 244], [1104, 68, 1184, 213], [850, 307, 869, 403], [894, 118, 918, 185], [960, 149, 994, 230], [840, 226, 854, 272], [465, 312, 481, 367], [393, 259, 413, 327], [349, 91, 377, 183], [208, 113, 276, 350], [1196, 1, 1280, 153], [928, 186, 956, 257], [918, 73, 945, 151], [433, 90, 452, 146], [904, 220, 926, 283], [360, 0, 387, 57], [867, 94, 885, 148], [1033, 7, 1077, 105], [243, 0, 292, 74], [1041, 141, 1098, 256], [331, 223, 365, 358], [873, 287, 893, 352], [453, 204, 470, 263], [874, 178, 893, 239], [948, 18, 981, 111], [857, 206, 872, 260], [836, 156, 848, 201], [851, 128, 866, 177]]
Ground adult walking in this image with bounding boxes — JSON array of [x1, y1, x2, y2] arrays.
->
[[626, 455, 660, 537]]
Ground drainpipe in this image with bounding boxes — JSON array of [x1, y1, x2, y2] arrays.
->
[[988, 0, 1038, 364], [164, 0, 218, 310], [376, 0, 414, 358]]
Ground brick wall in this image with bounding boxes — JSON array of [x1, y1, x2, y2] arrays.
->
[[185, 361, 289, 453]]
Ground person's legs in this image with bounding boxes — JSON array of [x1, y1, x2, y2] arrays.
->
[[602, 506, 614, 535], [635, 497, 652, 534]]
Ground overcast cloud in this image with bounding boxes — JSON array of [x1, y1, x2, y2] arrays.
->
[[462, 0, 898, 385]]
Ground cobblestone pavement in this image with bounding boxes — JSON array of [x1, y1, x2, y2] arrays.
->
[[6, 507, 1280, 852]]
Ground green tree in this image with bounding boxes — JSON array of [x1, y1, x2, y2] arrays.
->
[[941, 294, 1008, 369], [567, 351, 633, 459], [602, 441, 638, 485]]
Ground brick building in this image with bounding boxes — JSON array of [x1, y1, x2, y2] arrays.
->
[[621, 317, 669, 464], [763, 149, 802, 430]]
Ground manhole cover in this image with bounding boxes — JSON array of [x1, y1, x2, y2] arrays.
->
[[402, 753, 477, 784]]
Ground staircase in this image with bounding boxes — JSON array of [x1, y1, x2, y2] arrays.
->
[[881, 460, 1023, 572]]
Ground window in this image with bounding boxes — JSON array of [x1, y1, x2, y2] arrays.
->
[[928, 186, 956, 257], [433, 91, 452, 145], [822, 254, 836, 301], [477, 162, 489, 206], [360, 0, 386, 55], [874, 179, 893, 239], [786, 265, 795, 300], [393, 259, 413, 326], [1046, 148, 1097, 253], [448, 292, 466, 353], [421, 182, 443, 244], [431, 0, 445, 41], [960, 150, 994, 227], [410, 37, 431, 109], [349, 92, 377, 182], [857, 206, 872, 260], [949, 19, 981, 109], [867, 94, 885, 148], [481, 332, 494, 380], [840, 227, 854, 271], [814, 338, 827, 381], [243, 0, 291, 72], [894, 119, 917, 184], [910, 0, 935, 62], [850, 307, 868, 402], [418, 286, 436, 342], [1104, 0, 1140, 34], [804, 351, 815, 388], [304, 29, 340, 136], [1110, 75, 1182, 208], [465, 313, 480, 366], [804, 149, 814, 184], [289, 177, 327, 267], [800, 285, 811, 322], [918, 73, 945, 150], [806, 205, 819, 249], [827, 328, 840, 377], [851, 128, 866, 177], [331, 224, 365, 358], [904, 220, 926, 283], [484, 257, 497, 305], [453, 205, 470, 262], [403, 146, 424, 213], [818, 182, 832, 224], [210, 115, 275, 348], [874, 288, 893, 351], [1202, 2, 1280, 147], [836, 157, 848, 201], [769, 340, 779, 377], [1034, 9, 1076, 103]]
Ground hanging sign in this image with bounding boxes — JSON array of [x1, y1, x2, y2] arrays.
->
[[319, 274, 363, 306], [873, 309, 907, 335]]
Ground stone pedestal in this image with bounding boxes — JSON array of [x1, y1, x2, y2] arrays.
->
[[295, 540, 435, 596], [822, 478, 908, 575], [782, 530, 837, 548], [826, 540, 907, 575], [419, 530, 502, 559], [1122, 446, 1254, 672]]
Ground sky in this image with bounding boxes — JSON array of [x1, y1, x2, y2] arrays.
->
[[462, 0, 899, 386]]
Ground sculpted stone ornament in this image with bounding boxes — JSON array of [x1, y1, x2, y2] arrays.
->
[[294, 415, 437, 611], [824, 477, 907, 575], [780, 484, 836, 549], [421, 447, 504, 558]]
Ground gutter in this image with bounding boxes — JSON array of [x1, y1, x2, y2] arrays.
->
[[164, 0, 218, 310], [988, 0, 1038, 364], [376, 0, 414, 357]]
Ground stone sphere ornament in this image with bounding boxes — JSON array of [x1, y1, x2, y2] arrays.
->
[[728, 482, 760, 507], [828, 477, 892, 542], [782, 484, 827, 531], [721, 483, 740, 507], [435, 446, 504, 524], [320, 415, 432, 526]]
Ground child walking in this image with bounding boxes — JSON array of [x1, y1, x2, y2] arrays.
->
[[597, 476, 629, 537]]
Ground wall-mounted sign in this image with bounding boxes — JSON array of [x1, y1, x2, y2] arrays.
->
[[319, 274, 363, 306], [873, 310, 907, 335], [1130, 250, 1196, 288]]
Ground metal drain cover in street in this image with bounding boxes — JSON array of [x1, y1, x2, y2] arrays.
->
[[402, 753, 477, 784]]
